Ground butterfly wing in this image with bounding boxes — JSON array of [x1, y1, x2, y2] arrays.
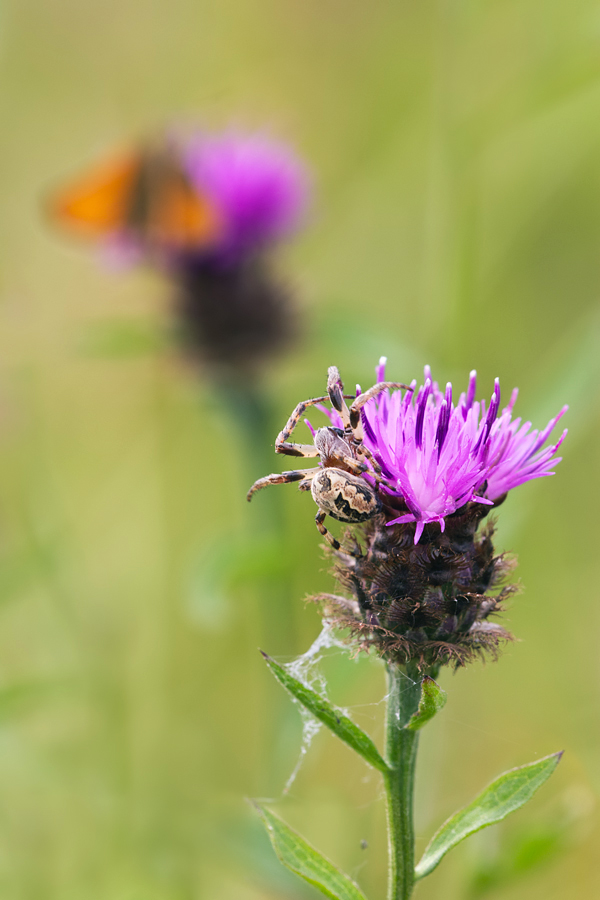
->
[[49, 143, 223, 252], [49, 150, 140, 238], [143, 158, 222, 251]]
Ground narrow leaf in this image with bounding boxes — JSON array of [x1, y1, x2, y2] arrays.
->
[[406, 676, 447, 731], [253, 803, 368, 900], [415, 752, 563, 880], [262, 652, 388, 772]]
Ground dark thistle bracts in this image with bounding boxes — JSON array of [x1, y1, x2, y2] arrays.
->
[[321, 503, 517, 669]]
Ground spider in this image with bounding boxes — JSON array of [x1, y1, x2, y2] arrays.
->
[[247, 365, 411, 550]]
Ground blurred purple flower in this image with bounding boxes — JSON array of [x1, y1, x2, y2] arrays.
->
[[184, 132, 309, 261], [322, 359, 567, 544], [50, 129, 310, 374]]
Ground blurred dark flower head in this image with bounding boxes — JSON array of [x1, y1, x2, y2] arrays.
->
[[175, 255, 298, 376]]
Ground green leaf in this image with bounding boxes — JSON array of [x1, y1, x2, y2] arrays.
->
[[253, 803, 368, 900], [415, 752, 563, 881], [262, 652, 388, 772], [406, 676, 447, 731]]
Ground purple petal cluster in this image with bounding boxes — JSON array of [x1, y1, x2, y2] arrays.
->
[[184, 132, 309, 260], [323, 359, 567, 544]]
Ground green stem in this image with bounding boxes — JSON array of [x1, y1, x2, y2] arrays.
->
[[384, 663, 422, 900]]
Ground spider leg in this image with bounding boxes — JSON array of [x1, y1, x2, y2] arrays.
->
[[277, 442, 320, 458], [315, 510, 341, 551], [336, 455, 395, 496], [327, 366, 352, 429], [333, 448, 387, 482], [314, 510, 363, 558], [247, 469, 317, 501], [348, 381, 413, 439], [334, 451, 394, 493], [373, 474, 397, 492], [338, 455, 369, 477], [349, 381, 413, 421], [275, 395, 329, 456], [355, 443, 383, 475]]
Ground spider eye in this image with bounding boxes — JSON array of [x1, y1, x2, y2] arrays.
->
[[329, 427, 345, 438]]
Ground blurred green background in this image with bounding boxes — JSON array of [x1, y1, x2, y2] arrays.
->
[[0, 0, 599, 897]]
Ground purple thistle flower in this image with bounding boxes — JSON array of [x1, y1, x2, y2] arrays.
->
[[184, 132, 309, 261], [320, 358, 567, 544]]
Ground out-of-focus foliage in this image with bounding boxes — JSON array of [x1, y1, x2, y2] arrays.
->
[[464, 785, 595, 898], [0, 0, 599, 898]]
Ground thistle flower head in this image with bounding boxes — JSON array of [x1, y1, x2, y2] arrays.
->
[[323, 359, 567, 544], [302, 359, 568, 668]]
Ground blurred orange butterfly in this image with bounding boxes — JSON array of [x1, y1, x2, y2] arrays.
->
[[48, 139, 222, 253]]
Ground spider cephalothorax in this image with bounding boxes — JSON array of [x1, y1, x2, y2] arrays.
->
[[247, 365, 411, 548]]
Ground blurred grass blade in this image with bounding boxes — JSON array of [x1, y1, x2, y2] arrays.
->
[[406, 675, 446, 731], [253, 803, 368, 900], [415, 752, 562, 880], [262, 652, 388, 772]]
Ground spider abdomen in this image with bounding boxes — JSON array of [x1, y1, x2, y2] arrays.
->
[[311, 468, 380, 523]]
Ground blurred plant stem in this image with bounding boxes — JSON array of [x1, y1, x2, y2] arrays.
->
[[215, 377, 284, 525], [383, 664, 422, 900], [215, 376, 296, 651], [214, 376, 301, 793]]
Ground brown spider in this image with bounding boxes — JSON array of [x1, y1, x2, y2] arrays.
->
[[247, 365, 411, 549]]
